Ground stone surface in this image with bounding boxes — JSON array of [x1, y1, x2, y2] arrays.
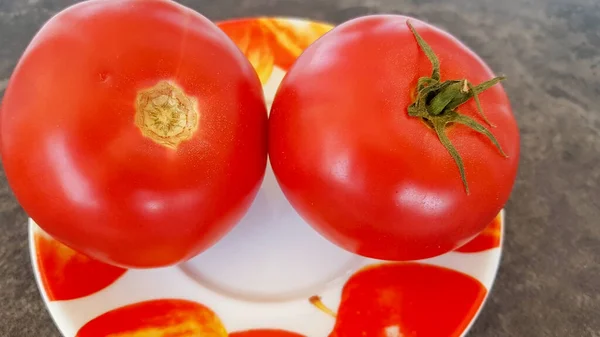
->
[[1, 0, 599, 336]]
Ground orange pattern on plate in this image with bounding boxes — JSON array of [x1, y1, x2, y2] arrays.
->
[[312, 262, 487, 337], [76, 299, 227, 337], [34, 229, 126, 301], [218, 18, 333, 84], [455, 213, 502, 253]]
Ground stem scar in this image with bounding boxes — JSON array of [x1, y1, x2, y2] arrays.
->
[[135, 80, 199, 149]]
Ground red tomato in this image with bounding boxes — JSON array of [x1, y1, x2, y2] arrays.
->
[[269, 15, 519, 261], [0, 0, 267, 268]]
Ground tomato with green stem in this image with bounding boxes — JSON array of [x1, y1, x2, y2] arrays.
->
[[269, 15, 520, 261], [0, 0, 267, 268]]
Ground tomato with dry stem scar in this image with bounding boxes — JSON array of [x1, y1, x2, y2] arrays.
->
[[0, 0, 267, 268], [269, 15, 520, 261]]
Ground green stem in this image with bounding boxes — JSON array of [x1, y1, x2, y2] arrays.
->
[[406, 20, 508, 194], [408, 22, 441, 81]]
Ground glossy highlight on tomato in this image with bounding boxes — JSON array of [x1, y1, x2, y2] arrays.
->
[[0, 0, 268, 268], [269, 15, 520, 261]]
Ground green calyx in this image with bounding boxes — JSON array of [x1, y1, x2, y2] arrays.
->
[[406, 21, 508, 195]]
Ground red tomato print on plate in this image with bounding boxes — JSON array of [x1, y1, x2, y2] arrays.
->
[[311, 262, 487, 337], [230, 330, 306, 337], [76, 299, 227, 337], [456, 213, 503, 253], [34, 229, 126, 301], [269, 15, 519, 261], [218, 18, 333, 82]]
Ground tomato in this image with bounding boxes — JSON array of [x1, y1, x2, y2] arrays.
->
[[0, 0, 267, 268], [269, 15, 519, 261]]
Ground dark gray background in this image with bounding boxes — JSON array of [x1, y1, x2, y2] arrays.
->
[[1, 0, 599, 336]]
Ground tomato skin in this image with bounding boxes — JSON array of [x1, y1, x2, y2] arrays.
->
[[269, 15, 520, 261], [0, 0, 267, 268]]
